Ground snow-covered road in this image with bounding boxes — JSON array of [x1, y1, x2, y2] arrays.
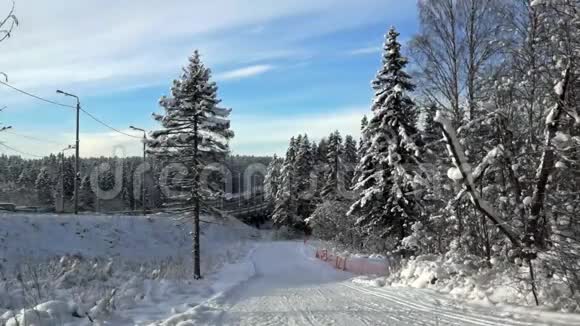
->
[[163, 241, 580, 326]]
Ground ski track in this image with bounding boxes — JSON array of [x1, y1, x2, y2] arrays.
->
[[179, 241, 579, 326]]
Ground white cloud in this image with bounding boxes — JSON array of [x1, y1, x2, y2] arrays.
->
[[1, 107, 370, 158], [230, 107, 368, 156], [348, 46, 381, 56], [1, 129, 145, 158], [216, 65, 274, 81], [0, 0, 415, 156], [0, 0, 405, 96]]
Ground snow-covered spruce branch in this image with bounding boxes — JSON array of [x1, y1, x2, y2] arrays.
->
[[434, 111, 522, 248]]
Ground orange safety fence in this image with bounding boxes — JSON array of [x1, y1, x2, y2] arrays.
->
[[315, 248, 391, 276]]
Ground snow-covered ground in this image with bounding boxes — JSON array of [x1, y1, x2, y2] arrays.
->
[[0, 212, 258, 325], [154, 241, 580, 325], [2, 213, 579, 325]]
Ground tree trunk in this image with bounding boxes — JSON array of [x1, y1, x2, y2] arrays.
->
[[193, 114, 202, 280], [193, 190, 201, 279], [436, 116, 521, 247], [527, 66, 571, 249]]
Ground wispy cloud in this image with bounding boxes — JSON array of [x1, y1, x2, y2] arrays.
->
[[0, 0, 417, 156], [347, 46, 381, 56], [216, 65, 275, 81], [0, 0, 405, 95]]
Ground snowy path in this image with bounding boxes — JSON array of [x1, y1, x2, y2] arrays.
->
[[165, 241, 580, 326]]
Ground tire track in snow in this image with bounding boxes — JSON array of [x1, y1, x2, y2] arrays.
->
[[370, 286, 538, 326], [181, 242, 576, 326], [389, 288, 546, 326], [342, 283, 532, 326]]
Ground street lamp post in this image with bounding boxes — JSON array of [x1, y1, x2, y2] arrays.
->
[[130, 126, 147, 216], [57, 90, 81, 215]]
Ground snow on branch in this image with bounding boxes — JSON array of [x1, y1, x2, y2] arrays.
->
[[526, 66, 571, 248], [434, 111, 521, 247], [445, 146, 504, 210]]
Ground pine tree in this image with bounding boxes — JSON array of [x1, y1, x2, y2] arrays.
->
[[317, 138, 329, 165], [295, 135, 314, 193], [0, 156, 7, 183], [343, 134, 358, 190], [315, 138, 329, 197], [121, 159, 136, 210], [354, 116, 370, 182], [148, 50, 234, 279], [272, 137, 298, 228], [35, 167, 53, 205], [264, 155, 283, 200], [8, 161, 22, 184], [295, 134, 315, 222], [98, 165, 115, 192], [348, 27, 421, 249], [62, 156, 76, 199], [372, 29, 415, 95], [80, 176, 94, 210], [18, 165, 37, 188], [321, 131, 345, 200]]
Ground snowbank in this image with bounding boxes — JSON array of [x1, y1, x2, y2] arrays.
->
[[152, 249, 257, 326], [356, 253, 580, 313]]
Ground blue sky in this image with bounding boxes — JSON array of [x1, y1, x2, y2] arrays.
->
[[0, 0, 418, 157]]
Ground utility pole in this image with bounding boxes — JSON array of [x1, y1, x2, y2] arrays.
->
[[57, 90, 81, 215], [130, 126, 147, 216]]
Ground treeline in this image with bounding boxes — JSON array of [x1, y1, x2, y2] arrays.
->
[[0, 154, 270, 211], [264, 133, 358, 230], [266, 0, 580, 303]]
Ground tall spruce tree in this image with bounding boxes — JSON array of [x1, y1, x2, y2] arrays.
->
[[272, 137, 298, 228], [343, 134, 358, 190], [264, 155, 283, 200], [295, 134, 315, 223], [315, 138, 329, 198], [321, 131, 345, 200], [354, 116, 370, 183], [348, 27, 421, 249], [148, 50, 234, 279]]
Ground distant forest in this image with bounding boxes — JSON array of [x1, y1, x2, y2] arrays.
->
[[0, 154, 271, 212]]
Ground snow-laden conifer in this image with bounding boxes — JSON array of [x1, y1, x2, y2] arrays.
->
[[348, 27, 421, 246], [148, 50, 233, 279]]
